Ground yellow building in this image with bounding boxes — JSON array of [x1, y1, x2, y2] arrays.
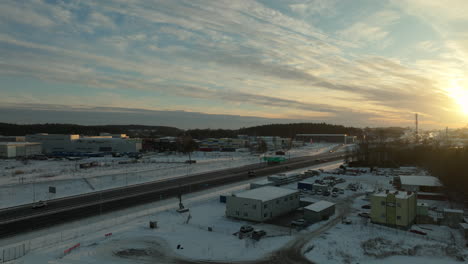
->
[[370, 190, 417, 228]]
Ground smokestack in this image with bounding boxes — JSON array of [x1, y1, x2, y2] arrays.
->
[[415, 113, 419, 137]]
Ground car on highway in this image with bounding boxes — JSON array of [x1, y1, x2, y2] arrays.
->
[[247, 170, 256, 177], [361, 204, 371, 209], [323, 191, 331, 196], [32, 200, 47, 209], [331, 192, 338, 197]]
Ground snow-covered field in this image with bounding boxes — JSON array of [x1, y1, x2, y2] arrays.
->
[[0, 143, 342, 208], [3, 159, 465, 264], [0, 161, 342, 264]]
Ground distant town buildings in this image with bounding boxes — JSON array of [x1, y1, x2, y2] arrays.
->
[[25, 133, 141, 154], [0, 142, 42, 158], [296, 134, 356, 144], [0, 136, 26, 142], [370, 190, 417, 228], [226, 186, 300, 222]]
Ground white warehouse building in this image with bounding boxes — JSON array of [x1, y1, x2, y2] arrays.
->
[[25, 134, 141, 154], [226, 186, 300, 222], [0, 142, 42, 158]]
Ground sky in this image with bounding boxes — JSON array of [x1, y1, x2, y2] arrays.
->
[[0, 0, 467, 129]]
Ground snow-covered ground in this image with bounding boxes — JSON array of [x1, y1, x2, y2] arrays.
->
[[3, 161, 465, 264], [0, 143, 342, 208], [0, 161, 343, 264], [305, 195, 467, 264]]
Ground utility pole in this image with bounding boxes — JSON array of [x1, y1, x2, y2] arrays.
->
[[415, 113, 419, 138]]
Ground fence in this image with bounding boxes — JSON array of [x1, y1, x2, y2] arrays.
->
[[0, 243, 30, 263]]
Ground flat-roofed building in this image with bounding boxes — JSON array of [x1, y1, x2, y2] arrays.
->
[[0, 136, 25, 142], [226, 186, 299, 222], [370, 190, 417, 228], [0, 142, 42, 158], [25, 133, 141, 154], [304, 200, 335, 223], [399, 176, 443, 192], [296, 134, 351, 144]]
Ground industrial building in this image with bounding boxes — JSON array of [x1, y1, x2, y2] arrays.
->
[[398, 176, 443, 192], [0, 136, 25, 142], [25, 134, 141, 154], [394, 175, 444, 200], [304, 200, 335, 224], [0, 142, 42, 158], [225, 186, 300, 222], [199, 138, 247, 151], [370, 190, 417, 228], [296, 134, 355, 144]]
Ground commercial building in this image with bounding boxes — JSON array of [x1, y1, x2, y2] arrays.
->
[[0, 136, 25, 142], [304, 200, 335, 224], [226, 186, 300, 222], [25, 134, 141, 154], [370, 190, 417, 228], [0, 142, 42, 158], [394, 175, 444, 200], [296, 134, 353, 144], [199, 138, 247, 151], [398, 176, 443, 192]]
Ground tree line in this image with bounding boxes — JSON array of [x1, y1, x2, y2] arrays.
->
[[1, 122, 365, 139], [354, 142, 468, 202]]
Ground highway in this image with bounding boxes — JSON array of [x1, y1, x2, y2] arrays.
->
[[0, 150, 347, 238]]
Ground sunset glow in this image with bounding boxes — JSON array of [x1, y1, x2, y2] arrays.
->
[[0, 0, 468, 128]]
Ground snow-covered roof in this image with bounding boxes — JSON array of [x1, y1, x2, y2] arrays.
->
[[373, 190, 414, 199], [304, 200, 335, 212], [235, 186, 298, 202], [443, 208, 463, 214], [252, 179, 272, 185], [0, 142, 41, 146], [400, 176, 442, 187], [460, 223, 468, 229]]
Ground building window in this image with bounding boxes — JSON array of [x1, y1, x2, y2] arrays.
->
[[276, 200, 279, 204], [397, 216, 401, 220], [252, 205, 256, 209], [264, 213, 267, 217], [289, 196, 293, 200], [381, 201, 385, 206], [243, 212, 248, 217], [264, 204, 267, 209]]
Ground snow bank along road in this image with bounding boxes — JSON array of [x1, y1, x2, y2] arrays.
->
[[0, 151, 347, 238]]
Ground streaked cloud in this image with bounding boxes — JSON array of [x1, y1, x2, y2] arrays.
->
[[0, 0, 467, 129]]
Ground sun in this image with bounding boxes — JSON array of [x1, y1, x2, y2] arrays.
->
[[456, 92, 468, 115], [448, 81, 468, 115]]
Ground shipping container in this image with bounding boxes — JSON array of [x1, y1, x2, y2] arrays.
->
[[298, 181, 313, 190]]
